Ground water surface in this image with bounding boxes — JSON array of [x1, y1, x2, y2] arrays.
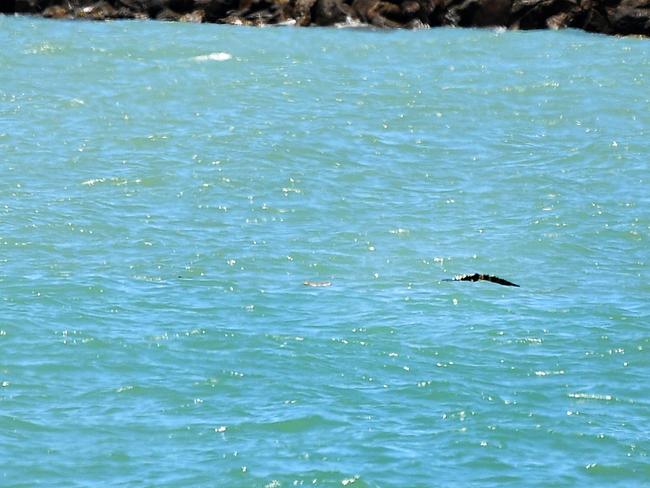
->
[[1, 16, 649, 487]]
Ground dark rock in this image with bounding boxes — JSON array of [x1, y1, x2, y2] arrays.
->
[[446, 0, 512, 26], [0, 1, 15, 13], [312, 0, 354, 25], [511, 0, 578, 29], [194, 0, 239, 21], [579, 4, 613, 33], [426, 0, 458, 25], [114, 0, 145, 9], [401, 0, 421, 15], [545, 9, 573, 27], [169, 0, 196, 11], [407, 17, 429, 26], [15, 0, 48, 13], [125, 0, 190, 16], [156, 6, 182, 18], [396, 0, 434, 23], [609, 0, 650, 34], [352, 0, 403, 27], [7, 0, 650, 37], [75, 1, 119, 19], [114, 6, 138, 17], [114, 0, 156, 16], [179, 7, 205, 19], [223, 0, 291, 24], [43, 4, 71, 17], [146, 0, 167, 16], [513, 0, 611, 32], [417, 0, 441, 24], [293, 0, 317, 24]]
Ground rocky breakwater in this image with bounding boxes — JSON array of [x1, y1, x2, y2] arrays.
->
[[2, 0, 649, 35]]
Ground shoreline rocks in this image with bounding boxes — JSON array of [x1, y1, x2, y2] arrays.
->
[[2, 0, 649, 36]]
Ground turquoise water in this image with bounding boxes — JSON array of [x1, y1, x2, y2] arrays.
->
[[1, 16, 650, 486]]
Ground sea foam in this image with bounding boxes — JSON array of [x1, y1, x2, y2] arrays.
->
[[192, 52, 232, 62]]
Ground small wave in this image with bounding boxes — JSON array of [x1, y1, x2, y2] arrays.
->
[[568, 393, 614, 401], [534, 370, 565, 376], [81, 177, 139, 186], [192, 52, 232, 62]]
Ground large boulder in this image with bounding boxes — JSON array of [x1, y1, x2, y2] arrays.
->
[[156, 6, 182, 18], [608, 0, 650, 34], [312, 0, 354, 24], [194, 0, 240, 20], [74, 1, 119, 19], [0, 1, 15, 13], [293, 0, 318, 24], [169, 0, 196, 10], [14, 0, 51, 13], [352, 0, 405, 27], [510, 0, 579, 29], [221, 0, 292, 25], [179, 8, 205, 20], [542, 0, 612, 33], [445, 0, 512, 26], [43, 4, 72, 17], [111, 0, 157, 16]]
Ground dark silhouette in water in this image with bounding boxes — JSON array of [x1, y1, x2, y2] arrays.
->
[[444, 273, 520, 287]]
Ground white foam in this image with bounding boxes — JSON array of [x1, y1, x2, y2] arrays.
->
[[192, 52, 232, 62], [568, 393, 613, 401], [334, 16, 370, 29], [276, 19, 296, 26]]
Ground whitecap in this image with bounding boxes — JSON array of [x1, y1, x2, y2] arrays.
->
[[568, 393, 614, 401], [192, 52, 232, 62]]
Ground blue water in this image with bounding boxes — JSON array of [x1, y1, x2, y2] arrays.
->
[[1, 16, 649, 486]]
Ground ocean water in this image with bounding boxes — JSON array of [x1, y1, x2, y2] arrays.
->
[[1, 15, 649, 487]]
